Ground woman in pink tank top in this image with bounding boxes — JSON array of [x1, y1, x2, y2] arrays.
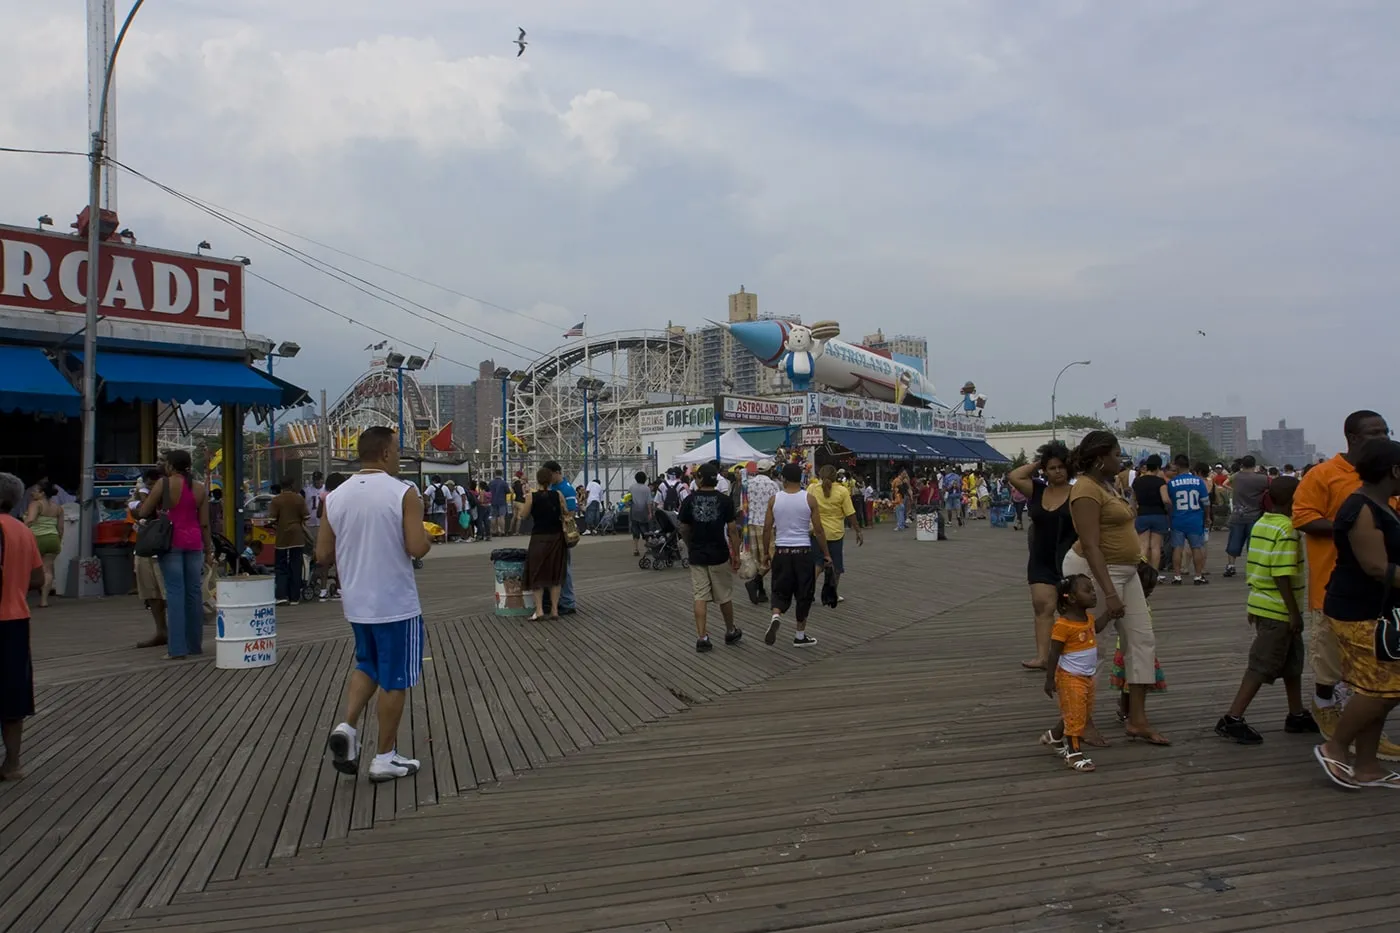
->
[[139, 449, 212, 659]]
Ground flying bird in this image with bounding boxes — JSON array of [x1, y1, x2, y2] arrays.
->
[[1197, 329, 1206, 337], [515, 27, 527, 57]]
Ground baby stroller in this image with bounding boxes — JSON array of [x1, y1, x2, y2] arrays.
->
[[639, 508, 689, 570], [596, 506, 618, 536]]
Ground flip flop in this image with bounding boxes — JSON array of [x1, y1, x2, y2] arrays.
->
[[1354, 771, 1400, 789], [1124, 728, 1171, 746], [1313, 745, 1360, 790]]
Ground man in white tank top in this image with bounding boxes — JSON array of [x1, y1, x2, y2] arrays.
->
[[317, 427, 433, 783], [760, 463, 831, 647]]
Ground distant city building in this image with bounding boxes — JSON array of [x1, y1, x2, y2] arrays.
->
[[430, 359, 502, 453], [862, 329, 929, 376], [1262, 419, 1310, 468], [1169, 412, 1249, 460]]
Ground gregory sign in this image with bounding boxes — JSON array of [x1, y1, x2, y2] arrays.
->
[[0, 225, 245, 332], [639, 402, 715, 435]]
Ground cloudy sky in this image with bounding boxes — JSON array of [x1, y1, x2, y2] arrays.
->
[[4, 0, 1397, 451]]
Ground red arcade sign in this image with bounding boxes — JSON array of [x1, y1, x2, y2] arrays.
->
[[0, 225, 244, 331]]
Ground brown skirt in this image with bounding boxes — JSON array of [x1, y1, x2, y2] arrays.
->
[[524, 531, 567, 589]]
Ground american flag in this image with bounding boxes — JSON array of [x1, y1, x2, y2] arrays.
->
[[1103, 397, 1118, 409], [563, 321, 585, 337]]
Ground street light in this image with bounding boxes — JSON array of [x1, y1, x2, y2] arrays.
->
[[264, 340, 301, 485], [386, 351, 425, 452], [576, 376, 604, 485], [1050, 360, 1091, 441], [79, 0, 148, 581]]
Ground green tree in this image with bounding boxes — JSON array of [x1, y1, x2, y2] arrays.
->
[[1009, 449, 1029, 469], [1127, 417, 1220, 465], [989, 413, 1106, 433]]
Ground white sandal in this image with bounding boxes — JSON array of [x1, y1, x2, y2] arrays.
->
[[1062, 750, 1096, 772], [1039, 729, 1063, 748]]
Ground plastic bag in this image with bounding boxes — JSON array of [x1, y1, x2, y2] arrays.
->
[[738, 550, 758, 581]]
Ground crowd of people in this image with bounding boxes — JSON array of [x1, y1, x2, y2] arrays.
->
[[1023, 411, 1400, 787]]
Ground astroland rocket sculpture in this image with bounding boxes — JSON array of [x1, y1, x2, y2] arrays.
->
[[726, 319, 941, 406]]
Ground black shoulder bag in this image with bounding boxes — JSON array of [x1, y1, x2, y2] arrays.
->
[[134, 479, 174, 558]]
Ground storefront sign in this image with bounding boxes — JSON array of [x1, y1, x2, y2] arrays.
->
[[718, 395, 791, 425], [797, 392, 986, 439], [800, 426, 825, 446], [639, 402, 715, 435], [0, 225, 244, 332]]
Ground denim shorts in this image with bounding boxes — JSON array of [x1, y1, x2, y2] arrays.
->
[[1171, 527, 1206, 550], [1134, 514, 1169, 535], [1226, 520, 1255, 557]]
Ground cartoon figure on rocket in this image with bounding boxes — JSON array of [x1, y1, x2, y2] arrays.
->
[[781, 320, 841, 392]]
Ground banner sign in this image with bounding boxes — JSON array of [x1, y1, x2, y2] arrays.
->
[[718, 395, 791, 425], [639, 402, 715, 435], [0, 225, 245, 332], [793, 392, 986, 439], [800, 426, 825, 446]]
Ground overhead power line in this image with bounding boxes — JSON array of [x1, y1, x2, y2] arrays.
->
[[108, 158, 554, 367]]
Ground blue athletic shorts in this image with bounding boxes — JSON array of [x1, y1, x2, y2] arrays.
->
[[350, 616, 425, 691], [1170, 527, 1206, 550]]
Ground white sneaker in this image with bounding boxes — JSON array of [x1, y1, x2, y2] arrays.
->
[[368, 752, 421, 783], [327, 723, 358, 775]]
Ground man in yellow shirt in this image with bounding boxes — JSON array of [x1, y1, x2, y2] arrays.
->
[[808, 465, 862, 600]]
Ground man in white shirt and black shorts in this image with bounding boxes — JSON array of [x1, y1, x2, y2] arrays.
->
[[318, 427, 433, 783]]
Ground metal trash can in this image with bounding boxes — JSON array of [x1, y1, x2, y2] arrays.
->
[[914, 507, 939, 542], [95, 544, 135, 596], [489, 548, 534, 616]]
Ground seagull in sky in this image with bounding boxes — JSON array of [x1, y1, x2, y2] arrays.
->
[[1197, 329, 1207, 337], [515, 27, 528, 57]]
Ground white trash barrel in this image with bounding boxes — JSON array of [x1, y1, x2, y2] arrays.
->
[[215, 576, 278, 669], [915, 509, 939, 542]]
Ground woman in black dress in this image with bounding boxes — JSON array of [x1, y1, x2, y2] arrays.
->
[[1008, 441, 1079, 672], [524, 467, 569, 621]]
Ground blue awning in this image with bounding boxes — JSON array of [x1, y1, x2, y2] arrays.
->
[[0, 346, 80, 417], [958, 438, 1010, 463], [920, 435, 977, 460], [74, 351, 299, 408], [826, 428, 903, 458]]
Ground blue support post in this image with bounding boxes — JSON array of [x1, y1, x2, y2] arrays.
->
[[396, 367, 406, 452], [500, 378, 508, 477]]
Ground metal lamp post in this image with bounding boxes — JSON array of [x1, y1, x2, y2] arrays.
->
[[385, 351, 426, 453], [78, 0, 147, 578], [576, 376, 604, 485], [1050, 360, 1091, 441], [262, 340, 300, 485]]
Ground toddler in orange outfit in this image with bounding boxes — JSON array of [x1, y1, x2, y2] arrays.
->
[[1042, 574, 1111, 772]]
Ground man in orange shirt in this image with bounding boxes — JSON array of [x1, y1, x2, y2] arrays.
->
[[0, 472, 47, 780], [1292, 409, 1394, 754]]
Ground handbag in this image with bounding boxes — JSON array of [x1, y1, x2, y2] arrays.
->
[[563, 512, 581, 548], [1373, 564, 1400, 662], [134, 515, 173, 557]]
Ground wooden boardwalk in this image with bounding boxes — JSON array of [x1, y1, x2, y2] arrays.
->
[[3, 525, 1397, 932]]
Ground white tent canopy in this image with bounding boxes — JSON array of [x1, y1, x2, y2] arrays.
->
[[671, 429, 768, 467]]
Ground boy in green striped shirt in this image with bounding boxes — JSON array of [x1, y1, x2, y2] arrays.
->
[[1215, 476, 1319, 744]]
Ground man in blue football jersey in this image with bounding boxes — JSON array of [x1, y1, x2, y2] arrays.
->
[[1167, 454, 1210, 585]]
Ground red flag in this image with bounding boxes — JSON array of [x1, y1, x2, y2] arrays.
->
[[428, 421, 453, 452]]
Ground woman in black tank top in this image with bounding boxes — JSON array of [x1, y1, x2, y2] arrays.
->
[[1008, 441, 1079, 672]]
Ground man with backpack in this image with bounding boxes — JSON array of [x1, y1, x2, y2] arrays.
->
[[424, 475, 449, 535], [659, 468, 687, 514]]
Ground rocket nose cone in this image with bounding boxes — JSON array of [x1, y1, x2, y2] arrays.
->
[[728, 320, 786, 364]]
